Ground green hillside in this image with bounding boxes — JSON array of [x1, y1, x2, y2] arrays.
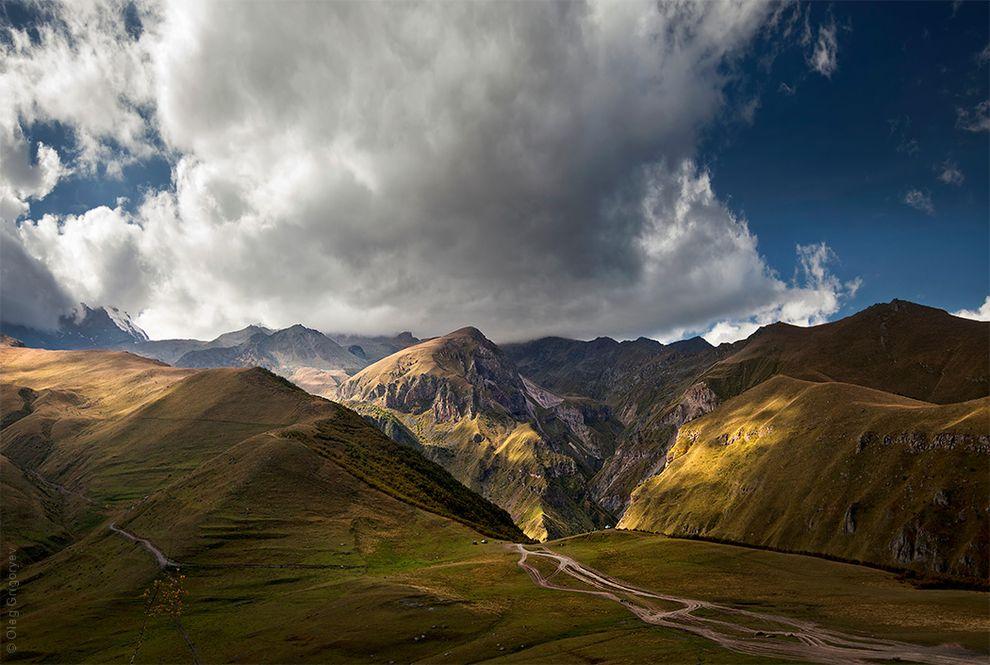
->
[[620, 375, 990, 582], [0, 345, 522, 545]]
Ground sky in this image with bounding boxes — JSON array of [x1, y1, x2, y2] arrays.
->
[[0, 0, 987, 344]]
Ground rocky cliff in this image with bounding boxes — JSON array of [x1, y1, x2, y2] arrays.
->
[[337, 327, 619, 539]]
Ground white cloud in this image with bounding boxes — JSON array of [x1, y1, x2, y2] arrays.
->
[[953, 296, 990, 321], [699, 242, 861, 345], [903, 189, 935, 215], [17, 203, 155, 315], [935, 159, 965, 186], [0, 124, 65, 223], [808, 19, 838, 78], [3, 1, 861, 343], [956, 100, 990, 133], [0, 1, 156, 173]]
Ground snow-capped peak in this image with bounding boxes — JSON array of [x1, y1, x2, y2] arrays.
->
[[103, 306, 149, 341]]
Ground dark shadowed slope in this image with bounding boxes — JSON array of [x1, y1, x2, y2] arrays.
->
[[0, 453, 71, 566], [503, 336, 666, 404], [699, 300, 989, 405]]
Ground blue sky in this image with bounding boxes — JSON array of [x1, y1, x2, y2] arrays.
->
[[1, 1, 987, 341], [703, 0, 989, 318]]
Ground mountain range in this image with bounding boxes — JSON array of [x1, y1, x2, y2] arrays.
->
[[1, 298, 988, 662], [2, 299, 987, 581], [342, 300, 988, 579], [0, 342, 522, 560], [0, 307, 421, 398]]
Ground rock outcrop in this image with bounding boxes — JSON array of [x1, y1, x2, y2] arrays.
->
[[337, 327, 619, 540]]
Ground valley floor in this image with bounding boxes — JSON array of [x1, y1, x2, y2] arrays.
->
[[4, 527, 987, 663]]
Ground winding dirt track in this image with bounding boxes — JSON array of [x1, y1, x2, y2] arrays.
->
[[515, 544, 982, 665], [109, 523, 180, 570], [108, 523, 345, 570]]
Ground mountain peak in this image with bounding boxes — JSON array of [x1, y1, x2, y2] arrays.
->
[[86, 305, 149, 342], [624, 336, 664, 352], [665, 336, 714, 355], [0, 303, 148, 349], [0, 335, 24, 347], [340, 323, 529, 421], [445, 326, 490, 342]]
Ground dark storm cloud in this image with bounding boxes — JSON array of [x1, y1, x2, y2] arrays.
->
[[3, 1, 856, 341], [0, 226, 73, 329]]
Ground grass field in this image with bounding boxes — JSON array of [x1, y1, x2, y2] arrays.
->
[[558, 531, 989, 655], [6, 526, 987, 662]]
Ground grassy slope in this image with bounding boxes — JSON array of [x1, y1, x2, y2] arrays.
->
[[0, 454, 70, 566], [0, 346, 194, 417], [0, 346, 522, 541], [349, 404, 592, 540], [619, 375, 990, 580], [700, 300, 989, 405], [505, 302, 989, 523]]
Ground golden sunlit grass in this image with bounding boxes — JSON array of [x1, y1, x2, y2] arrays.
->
[[620, 375, 989, 581]]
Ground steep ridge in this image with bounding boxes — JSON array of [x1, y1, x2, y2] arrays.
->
[[337, 327, 621, 540], [504, 335, 717, 423], [595, 301, 989, 513], [588, 346, 727, 513], [0, 345, 522, 544], [122, 408, 525, 565], [505, 335, 726, 512], [619, 375, 990, 581], [503, 336, 665, 406], [699, 300, 989, 405]]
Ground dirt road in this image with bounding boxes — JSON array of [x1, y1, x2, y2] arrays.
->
[[109, 523, 180, 570], [108, 523, 345, 570], [515, 544, 982, 665]]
